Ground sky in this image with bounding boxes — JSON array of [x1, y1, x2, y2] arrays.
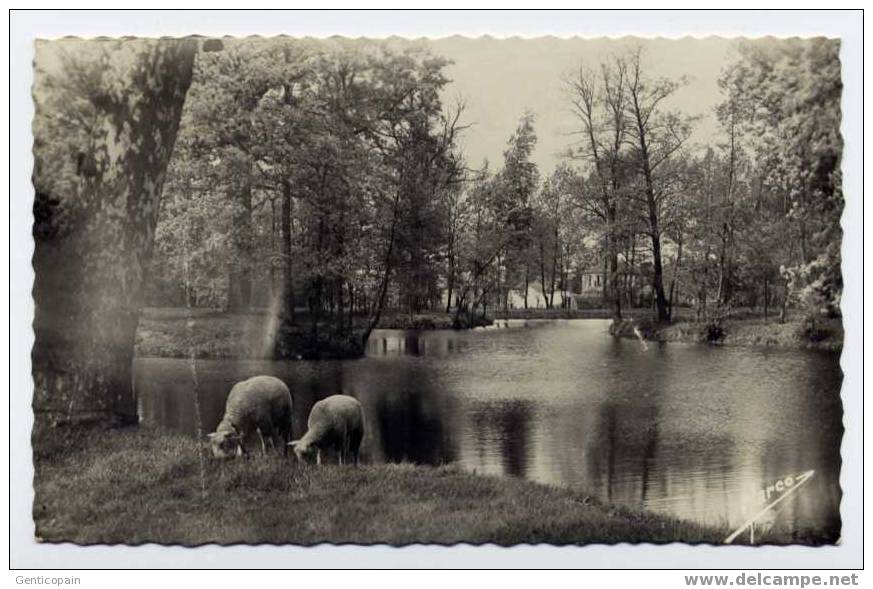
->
[[418, 36, 741, 174]]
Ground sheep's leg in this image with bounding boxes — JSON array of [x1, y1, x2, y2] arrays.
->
[[350, 431, 361, 467], [316, 450, 322, 466], [266, 432, 281, 454], [270, 433, 282, 455], [257, 429, 267, 454], [340, 428, 349, 466]]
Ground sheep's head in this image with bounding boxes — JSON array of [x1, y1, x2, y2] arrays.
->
[[288, 439, 316, 463], [207, 430, 242, 459]]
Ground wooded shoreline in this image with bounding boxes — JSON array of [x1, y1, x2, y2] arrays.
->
[[134, 306, 842, 360]]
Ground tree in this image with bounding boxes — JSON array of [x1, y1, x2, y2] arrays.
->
[[533, 165, 581, 309], [33, 37, 199, 425], [177, 39, 301, 310], [625, 48, 694, 323], [358, 48, 464, 342], [494, 112, 539, 309], [150, 144, 236, 307], [451, 164, 511, 326], [720, 38, 843, 317], [146, 40, 468, 355], [443, 179, 471, 313], [677, 149, 722, 320], [567, 58, 631, 319]]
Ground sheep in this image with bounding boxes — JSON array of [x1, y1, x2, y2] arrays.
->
[[207, 375, 293, 459], [289, 395, 364, 466]]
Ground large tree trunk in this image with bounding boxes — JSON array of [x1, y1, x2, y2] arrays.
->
[[627, 56, 675, 324], [32, 39, 198, 427], [636, 130, 669, 323], [649, 227, 670, 323]]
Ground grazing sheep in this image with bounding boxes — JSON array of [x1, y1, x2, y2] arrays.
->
[[289, 395, 364, 466], [208, 375, 293, 459]]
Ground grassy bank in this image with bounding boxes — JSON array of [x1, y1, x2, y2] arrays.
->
[[374, 310, 492, 330], [136, 308, 270, 359], [34, 426, 748, 546], [136, 307, 843, 359], [135, 308, 490, 359], [136, 307, 369, 360], [610, 314, 843, 352]]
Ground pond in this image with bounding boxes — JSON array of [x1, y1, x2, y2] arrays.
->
[[135, 319, 843, 540]]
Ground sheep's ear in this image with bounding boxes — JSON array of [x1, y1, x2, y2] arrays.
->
[[288, 440, 300, 448], [206, 432, 218, 441]]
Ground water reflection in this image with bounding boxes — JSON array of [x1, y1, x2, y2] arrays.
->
[[366, 330, 466, 357], [136, 319, 842, 540], [468, 400, 534, 477], [374, 391, 455, 465]]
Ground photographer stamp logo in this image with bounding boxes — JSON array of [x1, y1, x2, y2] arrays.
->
[[725, 470, 816, 544]]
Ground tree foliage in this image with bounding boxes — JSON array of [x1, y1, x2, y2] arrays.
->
[[719, 38, 843, 315]]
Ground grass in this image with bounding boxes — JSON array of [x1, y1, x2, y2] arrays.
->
[[33, 426, 751, 546], [135, 307, 273, 359], [136, 307, 366, 360], [373, 310, 492, 330], [135, 308, 488, 360], [611, 313, 843, 352]]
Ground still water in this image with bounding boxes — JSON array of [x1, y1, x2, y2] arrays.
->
[[135, 319, 842, 538]]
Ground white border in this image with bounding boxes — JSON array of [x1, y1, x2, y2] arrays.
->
[[7, 8, 864, 569]]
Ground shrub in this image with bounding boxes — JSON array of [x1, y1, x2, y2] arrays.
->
[[704, 319, 725, 343], [796, 315, 833, 343]]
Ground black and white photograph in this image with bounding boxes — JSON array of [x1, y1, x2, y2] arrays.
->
[[15, 8, 861, 565]]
